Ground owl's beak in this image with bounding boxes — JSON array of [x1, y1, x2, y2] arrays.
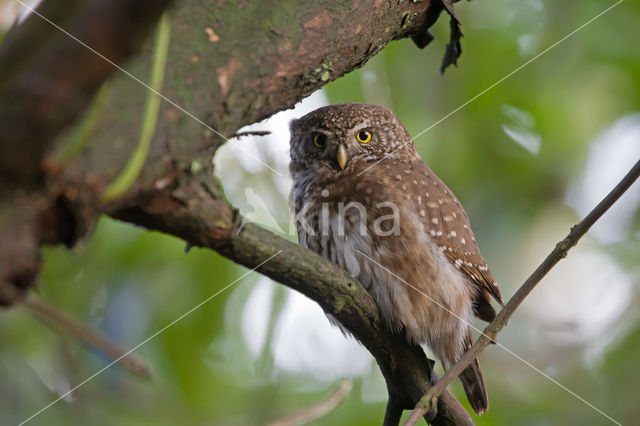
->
[[337, 143, 348, 170]]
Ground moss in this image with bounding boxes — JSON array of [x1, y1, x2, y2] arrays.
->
[[303, 58, 335, 85], [190, 159, 203, 174]]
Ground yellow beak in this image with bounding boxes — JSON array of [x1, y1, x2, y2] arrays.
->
[[337, 144, 348, 170]]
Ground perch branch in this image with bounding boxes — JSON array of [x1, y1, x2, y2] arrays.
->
[[404, 158, 640, 425], [110, 170, 475, 426]]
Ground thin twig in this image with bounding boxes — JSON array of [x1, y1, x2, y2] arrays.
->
[[266, 379, 352, 426], [231, 130, 271, 139], [404, 158, 640, 425], [22, 296, 152, 379]]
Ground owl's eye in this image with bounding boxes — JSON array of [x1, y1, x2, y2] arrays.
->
[[312, 133, 327, 148], [356, 129, 372, 144]]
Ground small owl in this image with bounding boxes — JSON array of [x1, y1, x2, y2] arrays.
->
[[289, 103, 503, 414]]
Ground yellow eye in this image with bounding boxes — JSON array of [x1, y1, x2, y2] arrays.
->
[[356, 129, 372, 144], [313, 133, 327, 148]]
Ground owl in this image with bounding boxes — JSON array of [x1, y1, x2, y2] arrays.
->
[[289, 103, 504, 415]]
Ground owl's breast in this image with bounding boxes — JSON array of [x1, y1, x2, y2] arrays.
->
[[293, 199, 375, 287], [290, 168, 407, 289]]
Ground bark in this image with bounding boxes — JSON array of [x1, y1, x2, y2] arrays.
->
[[0, 0, 472, 424]]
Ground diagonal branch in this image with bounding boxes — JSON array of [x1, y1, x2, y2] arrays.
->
[[110, 170, 474, 426], [21, 296, 152, 379], [404, 159, 640, 425]]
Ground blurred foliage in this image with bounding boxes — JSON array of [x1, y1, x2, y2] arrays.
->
[[2, 1, 639, 425]]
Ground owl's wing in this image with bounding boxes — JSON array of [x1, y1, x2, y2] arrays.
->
[[435, 232, 503, 307], [437, 237, 505, 316], [415, 164, 504, 310]]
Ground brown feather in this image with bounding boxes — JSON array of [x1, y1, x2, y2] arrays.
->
[[289, 103, 502, 416], [409, 161, 503, 307], [459, 330, 489, 414]]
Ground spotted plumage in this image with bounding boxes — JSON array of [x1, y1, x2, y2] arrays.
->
[[289, 103, 503, 415]]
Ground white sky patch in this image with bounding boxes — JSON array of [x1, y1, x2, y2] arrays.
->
[[241, 277, 275, 358], [0, 0, 41, 29], [239, 186, 287, 236], [214, 90, 328, 218], [502, 124, 541, 154], [27, 351, 75, 403], [215, 90, 327, 178], [518, 206, 632, 356], [270, 290, 372, 382], [218, 91, 372, 382], [533, 250, 631, 342], [566, 113, 640, 244], [501, 103, 542, 154], [517, 33, 541, 57]]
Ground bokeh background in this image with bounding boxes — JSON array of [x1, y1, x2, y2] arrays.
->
[[1, 0, 639, 425]]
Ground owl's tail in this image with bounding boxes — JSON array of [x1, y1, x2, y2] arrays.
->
[[459, 358, 488, 415]]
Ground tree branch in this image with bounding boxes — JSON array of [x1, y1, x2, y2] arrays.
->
[[0, 0, 173, 306], [0, 0, 451, 307], [404, 158, 640, 425], [110, 167, 474, 426], [266, 379, 352, 426], [21, 296, 152, 379]]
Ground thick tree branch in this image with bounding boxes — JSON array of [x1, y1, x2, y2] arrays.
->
[[404, 159, 640, 425], [0, 0, 173, 306], [0, 0, 451, 306]]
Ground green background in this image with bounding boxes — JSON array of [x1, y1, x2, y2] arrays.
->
[[1, 0, 639, 425]]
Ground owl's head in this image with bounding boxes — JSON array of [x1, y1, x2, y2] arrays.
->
[[289, 103, 413, 177]]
